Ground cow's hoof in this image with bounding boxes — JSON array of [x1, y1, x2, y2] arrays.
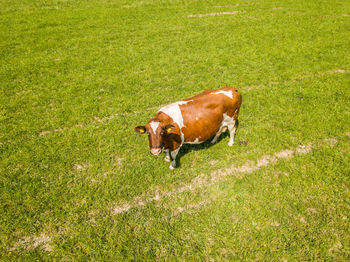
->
[[228, 141, 234, 147], [169, 161, 176, 170], [211, 139, 217, 144], [164, 156, 171, 162]]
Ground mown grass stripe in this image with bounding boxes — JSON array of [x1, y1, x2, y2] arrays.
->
[[31, 68, 350, 133], [111, 132, 348, 215], [187, 6, 290, 18], [187, 11, 243, 18]]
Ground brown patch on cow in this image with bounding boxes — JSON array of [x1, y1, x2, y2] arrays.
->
[[188, 11, 243, 18], [178, 87, 242, 143]]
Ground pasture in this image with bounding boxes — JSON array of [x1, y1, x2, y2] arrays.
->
[[1, 0, 350, 260]]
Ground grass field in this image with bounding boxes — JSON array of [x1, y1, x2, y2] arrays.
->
[[1, 0, 350, 260]]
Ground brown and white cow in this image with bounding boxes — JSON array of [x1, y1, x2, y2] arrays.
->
[[135, 87, 242, 169]]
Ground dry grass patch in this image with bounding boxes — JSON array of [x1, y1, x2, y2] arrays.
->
[[110, 135, 341, 215], [9, 233, 52, 252], [172, 200, 207, 217]]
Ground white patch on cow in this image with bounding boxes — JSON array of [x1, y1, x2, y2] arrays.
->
[[159, 101, 191, 143], [222, 113, 236, 146], [213, 90, 233, 99], [195, 117, 199, 121], [193, 138, 200, 143], [186, 138, 203, 144], [222, 113, 234, 124], [150, 121, 160, 135], [159, 101, 188, 129]]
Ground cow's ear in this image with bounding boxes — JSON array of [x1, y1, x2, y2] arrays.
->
[[135, 126, 146, 134], [164, 124, 175, 134]]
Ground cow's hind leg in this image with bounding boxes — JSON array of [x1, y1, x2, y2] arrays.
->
[[228, 119, 238, 147], [211, 126, 227, 144]]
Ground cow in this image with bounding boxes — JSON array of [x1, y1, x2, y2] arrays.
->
[[135, 87, 242, 169]]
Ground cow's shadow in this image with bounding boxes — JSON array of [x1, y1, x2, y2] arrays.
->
[[173, 132, 230, 168]]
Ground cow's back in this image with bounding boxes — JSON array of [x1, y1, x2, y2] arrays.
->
[[180, 87, 241, 143]]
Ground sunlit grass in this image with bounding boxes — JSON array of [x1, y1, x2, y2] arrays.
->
[[1, 0, 350, 260]]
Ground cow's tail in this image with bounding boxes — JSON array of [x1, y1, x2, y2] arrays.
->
[[226, 87, 242, 120]]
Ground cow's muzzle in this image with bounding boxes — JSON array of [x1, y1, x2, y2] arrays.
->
[[150, 147, 162, 155]]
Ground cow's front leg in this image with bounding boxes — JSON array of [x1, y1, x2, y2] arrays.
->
[[164, 149, 171, 162], [169, 147, 180, 170]]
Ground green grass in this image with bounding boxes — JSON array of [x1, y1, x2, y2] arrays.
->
[[1, 0, 350, 260]]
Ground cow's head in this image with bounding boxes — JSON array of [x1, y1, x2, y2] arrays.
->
[[135, 119, 175, 155]]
